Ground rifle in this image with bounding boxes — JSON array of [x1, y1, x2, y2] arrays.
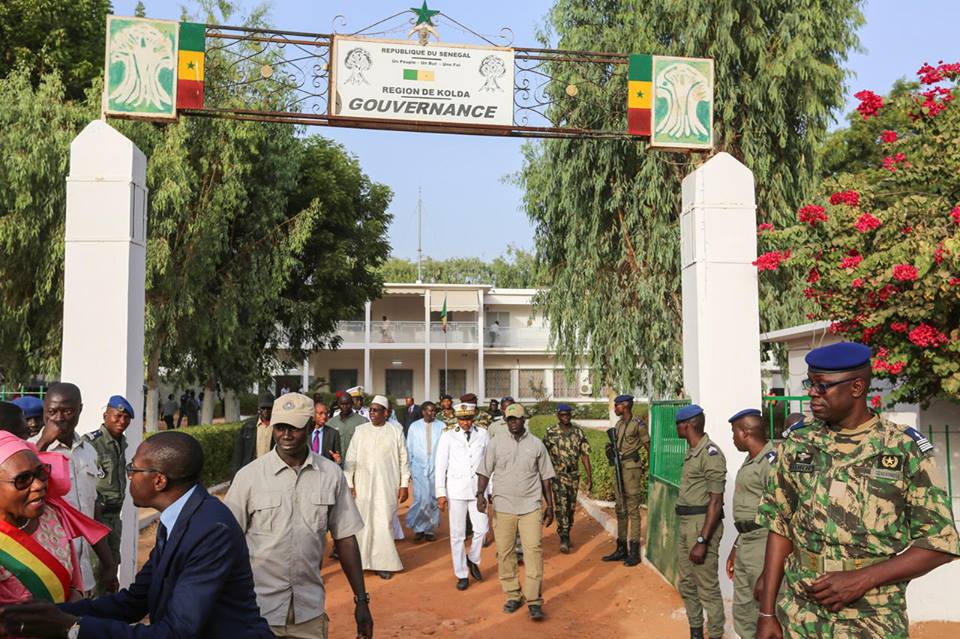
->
[[606, 427, 625, 496]]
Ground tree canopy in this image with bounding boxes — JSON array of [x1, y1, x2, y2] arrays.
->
[[379, 246, 544, 288], [518, 0, 863, 394]]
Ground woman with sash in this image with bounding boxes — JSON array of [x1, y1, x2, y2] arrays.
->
[[0, 430, 109, 609]]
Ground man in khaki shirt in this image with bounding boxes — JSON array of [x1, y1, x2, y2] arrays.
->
[[226, 393, 372, 639], [476, 403, 555, 622]]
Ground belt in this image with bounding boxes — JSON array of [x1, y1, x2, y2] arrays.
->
[[621, 452, 640, 463], [675, 504, 708, 516], [735, 520, 763, 534], [793, 548, 890, 573]]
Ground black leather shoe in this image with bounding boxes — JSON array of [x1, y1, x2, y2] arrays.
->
[[602, 540, 628, 562], [528, 604, 545, 621], [623, 541, 641, 567], [503, 599, 524, 614], [467, 559, 482, 581], [377, 571, 393, 580], [456, 578, 469, 591], [689, 627, 704, 639], [559, 534, 570, 554]]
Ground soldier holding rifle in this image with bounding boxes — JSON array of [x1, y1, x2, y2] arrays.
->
[[601, 394, 650, 567]]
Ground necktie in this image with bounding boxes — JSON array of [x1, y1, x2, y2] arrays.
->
[[156, 522, 168, 557], [465, 429, 471, 442], [312, 429, 320, 453]]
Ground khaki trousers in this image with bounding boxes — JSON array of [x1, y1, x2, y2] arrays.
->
[[677, 514, 725, 637], [733, 528, 767, 639], [493, 508, 544, 606], [270, 601, 329, 639]]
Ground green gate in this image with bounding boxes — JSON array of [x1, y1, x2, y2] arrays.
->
[[645, 399, 689, 584]]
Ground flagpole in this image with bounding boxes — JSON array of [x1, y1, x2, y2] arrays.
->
[[444, 327, 448, 394]]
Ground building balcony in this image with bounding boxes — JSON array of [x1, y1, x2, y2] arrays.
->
[[333, 320, 549, 349]]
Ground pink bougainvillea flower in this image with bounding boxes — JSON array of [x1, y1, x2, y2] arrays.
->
[[908, 323, 948, 348], [840, 254, 863, 270], [951, 206, 960, 224], [890, 322, 908, 333], [753, 250, 791, 271], [880, 130, 898, 143], [829, 190, 860, 207], [871, 396, 882, 409], [854, 213, 881, 233], [892, 264, 918, 281], [854, 90, 884, 118], [757, 223, 775, 234], [798, 204, 828, 226]]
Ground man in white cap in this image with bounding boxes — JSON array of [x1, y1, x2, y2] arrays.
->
[[344, 395, 410, 580], [348, 386, 370, 419], [435, 401, 490, 590]]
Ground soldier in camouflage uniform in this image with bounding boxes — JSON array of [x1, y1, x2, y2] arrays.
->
[[88, 395, 133, 596], [756, 342, 960, 639], [543, 403, 592, 553], [602, 394, 650, 567], [726, 408, 779, 639], [439, 394, 458, 430], [674, 404, 726, 639]]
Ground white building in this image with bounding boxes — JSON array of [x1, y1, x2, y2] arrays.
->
[[275, 283, 603, 403]]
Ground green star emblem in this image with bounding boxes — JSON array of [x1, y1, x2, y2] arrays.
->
[[636, 88, 644, 98], [187, 61, 196, 70], [410, 1, 440, 26]]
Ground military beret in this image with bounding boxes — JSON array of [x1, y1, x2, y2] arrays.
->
[[11, 396, 43, 419], [675, 404, 704, 422], [107, 395, 135, 418], [805, 341, 872, 373], [439, 394, 453, 401], [614, 394, 634, 404], [460, 393, 479, 404], [556, 403, 573, 414], [728, 408, 762, 423], [500, 396, 514, 404]]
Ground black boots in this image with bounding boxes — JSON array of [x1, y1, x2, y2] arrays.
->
[[623, 541, 641, 566], [559, 534, 570, 554], [689, 628, 704, 639], [601, 540, 628, 562]]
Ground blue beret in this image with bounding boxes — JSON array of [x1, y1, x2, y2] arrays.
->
[[728, 408, 762, 423], [556, 403, 573, 413], [11, 396, 43, 419], [805, 341, 872, 373], [675, 404, 704, 422], [614, 394, 634, 404], [107, 395, 135, 418], [500, 396, 514, 403]]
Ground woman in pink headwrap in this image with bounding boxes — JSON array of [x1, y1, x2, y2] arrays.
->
[[0, 431, 109, 608]]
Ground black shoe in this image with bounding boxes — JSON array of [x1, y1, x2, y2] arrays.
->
[[456, 577, 469, 591], [559, 534, 570, 554], [602, 540, 628, 562], [414, 531, 425, 541], [503, 599, 524, 614], [467, 559, 482, 581], [377, 571, 393, 580], [528, 604, 545, 621], [689, 628, 704, 639], [623, 541, 641, 567]]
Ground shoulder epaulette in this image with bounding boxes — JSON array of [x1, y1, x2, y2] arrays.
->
[[765, 449, 778, 463], [904, 426, 934, 455], [87, 429, 104, 441], [706, 444, 720, 456], [782, 420, 808, 438]]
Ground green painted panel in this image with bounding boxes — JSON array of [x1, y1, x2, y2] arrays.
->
[[645, 477, 681, 586]]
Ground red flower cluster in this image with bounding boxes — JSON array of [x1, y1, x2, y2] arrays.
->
[[798, 204, 828, 226], [917, 61, 960, 84], [880, 130, 898, 144], [917, 86, 955, 118], [908, 323, 948, 348], [882, 152, 909, 172], [950, 277, 960, 287], [757, 223, 775, 234], [806, 267, 820, 283], [854, 213, 881, 233], [753, 250, 790, 271], [877, 284, 897, 302], [935, 242, 947, 264], [902, 226, 913, 234], [839, 254, 862, 270], [829, 190, 860, 207], [890, 321, 909, 333], [874, 347, 907, 375], [871, 396, 882, 409], [951, 206, 960, 224], [892, 264, 919, 281], [854, 90, 884, 119], [852, 278, 864, 288]]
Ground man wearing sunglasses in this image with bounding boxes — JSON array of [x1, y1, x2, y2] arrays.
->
[[756, 341, 960, 639]]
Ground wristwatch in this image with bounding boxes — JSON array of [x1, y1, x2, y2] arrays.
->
[[354, 592, 370, 604], [696, 535, 707, 545], [67, 621, 81, 639]]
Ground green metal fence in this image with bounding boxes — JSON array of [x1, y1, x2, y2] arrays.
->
[[762, 395, 807, 440], [649, 399, 690, 487], [0, 385, 47, 401]]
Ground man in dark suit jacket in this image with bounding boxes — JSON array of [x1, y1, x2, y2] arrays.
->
[[398, 396, 422, 437], [0, 431, 273, 639], [311, 400, 342, 464], [231, 393, 274, 473]]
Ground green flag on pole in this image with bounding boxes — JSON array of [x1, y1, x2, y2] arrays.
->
[[440, 295, 447, 332]]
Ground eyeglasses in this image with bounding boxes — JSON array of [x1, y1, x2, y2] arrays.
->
[[802, 377, 858, 395], [0, 464, 52, 491], [125, 463, 162, 476]]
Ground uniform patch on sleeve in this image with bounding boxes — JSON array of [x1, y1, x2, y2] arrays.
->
[[707, 444, 719, 456], [789, 451, 815, 473], [96, 466, 106, 479], [765, 450, 778, 464], [87, 430, 103, 441], [904, 427, 934, 455]]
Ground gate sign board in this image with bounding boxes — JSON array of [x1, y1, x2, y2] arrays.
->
[[331, 36, 515, 128], [104, 16, 179, 119]]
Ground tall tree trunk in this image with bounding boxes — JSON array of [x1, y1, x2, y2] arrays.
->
[[223, 389, 241, 422], [144, 347, 162, 433], [200, 375, 216, 425]]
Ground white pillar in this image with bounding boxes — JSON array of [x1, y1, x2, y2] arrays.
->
[[424, 290, 432, 401], [423, 349, 431, 402], [301, 356, 310, 393], [364, 301, 372, 391], [62, 120, 146, 588], [477, 289, 485, 400], [680, 152, 761, 600]]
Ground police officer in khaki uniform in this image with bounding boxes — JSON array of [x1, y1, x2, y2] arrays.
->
[[88, 394, 133, 595], [675, 404, 726, 639], [602, 394, 649, 566], [725, 408, 777, 639]]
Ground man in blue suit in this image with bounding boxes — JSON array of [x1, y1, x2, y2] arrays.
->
[[0, 431, 273, 639]]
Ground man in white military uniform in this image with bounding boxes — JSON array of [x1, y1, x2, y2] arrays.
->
[[435, 402, 490, 590]]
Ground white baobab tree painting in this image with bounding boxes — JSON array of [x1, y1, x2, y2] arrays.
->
[[651, 57, 714, 149], [105, 17, 178, 117]]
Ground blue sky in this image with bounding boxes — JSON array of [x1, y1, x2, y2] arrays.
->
[[115, 1, 960, 261]]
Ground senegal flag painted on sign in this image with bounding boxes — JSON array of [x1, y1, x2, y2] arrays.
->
[[403, 69, 435, 81], [176, 22, 205, 109], [627, 54, 652, 136]]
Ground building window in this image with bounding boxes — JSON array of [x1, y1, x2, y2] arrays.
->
[[385, 370, 413, 399], [329, 369, 358, 393], [518, 368, 546, 400], [439, 369, 466, 399], [552, 369, 581, 398], [485, 369, 511, 399]]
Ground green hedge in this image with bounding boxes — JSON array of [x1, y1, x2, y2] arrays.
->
[[526, 415, 648, 504], [146, 422, 242, 487]]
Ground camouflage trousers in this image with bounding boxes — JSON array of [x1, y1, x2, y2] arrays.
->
[[551, 475, 578, 537], [780, 596, 907, 639], [614, 466, 644, 543]]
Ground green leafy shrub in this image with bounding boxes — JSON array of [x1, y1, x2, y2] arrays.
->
[[147, 422, 242, 487]]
